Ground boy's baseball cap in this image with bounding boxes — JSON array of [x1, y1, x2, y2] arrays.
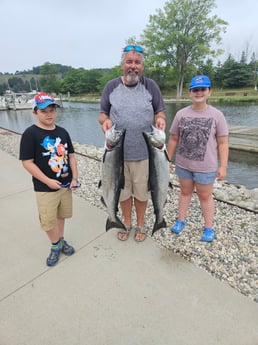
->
[[189, 75, 211, 90], [33, 92, 60, 110]]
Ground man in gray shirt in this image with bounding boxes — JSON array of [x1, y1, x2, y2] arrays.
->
[[99, 45, 166, 242]]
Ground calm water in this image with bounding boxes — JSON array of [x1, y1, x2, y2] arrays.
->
[[0, 101, 257, 189]]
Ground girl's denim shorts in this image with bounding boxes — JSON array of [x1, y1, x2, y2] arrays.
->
[[175, 166, 216, 185]]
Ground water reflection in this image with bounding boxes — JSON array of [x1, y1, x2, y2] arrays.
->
[[56, 105, 101, 146], [228, 149, 258, 188], [165, 101, 258, 127], [215, 102, 258, 127], [0, 101, 257, 189]]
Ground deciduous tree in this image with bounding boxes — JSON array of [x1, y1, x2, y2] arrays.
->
[[141, 0, 227, 97]]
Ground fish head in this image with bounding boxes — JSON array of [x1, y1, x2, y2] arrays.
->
[[143, 127, 166, 149], [105, 125, 125, 149]]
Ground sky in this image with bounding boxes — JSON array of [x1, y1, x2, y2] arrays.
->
[[1, 0, 258, 73]]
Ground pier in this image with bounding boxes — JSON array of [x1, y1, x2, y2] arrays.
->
[[228, 125, 258, 153]]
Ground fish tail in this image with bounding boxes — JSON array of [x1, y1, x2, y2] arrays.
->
[[152, 218, 167, 235], [106, 217, 126, 232]]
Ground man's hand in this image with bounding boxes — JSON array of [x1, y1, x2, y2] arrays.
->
[[155, 117, 166, 130], [102, 118, 113, 133]]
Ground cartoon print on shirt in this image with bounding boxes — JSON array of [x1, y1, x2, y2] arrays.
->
[[178, 117, 213, 161], [41, 136, 69, 177]]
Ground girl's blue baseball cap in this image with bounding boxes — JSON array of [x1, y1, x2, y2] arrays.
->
[[189, 75, 211, 90]]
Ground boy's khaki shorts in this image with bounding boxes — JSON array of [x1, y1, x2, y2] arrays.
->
[[35, 189, 72, 231], [119, 159, 150, 202]]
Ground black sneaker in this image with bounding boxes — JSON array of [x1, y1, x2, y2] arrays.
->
[[46, 244, 61, 266], [61, 238, 75, 256]]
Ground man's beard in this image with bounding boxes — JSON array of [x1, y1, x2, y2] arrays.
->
[[125, 69, 140, 84]]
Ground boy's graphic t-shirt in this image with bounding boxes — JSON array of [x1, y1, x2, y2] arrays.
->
[[20, 124, 75, 192]]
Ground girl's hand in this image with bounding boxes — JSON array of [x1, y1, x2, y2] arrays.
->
[[169, 162, 174, 174]]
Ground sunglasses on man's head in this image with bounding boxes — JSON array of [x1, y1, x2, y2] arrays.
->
[[191, 87, 209, 93], [123, 45, 144, 53]]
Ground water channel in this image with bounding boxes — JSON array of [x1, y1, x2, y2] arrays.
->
[[0, 101, 257, 189]]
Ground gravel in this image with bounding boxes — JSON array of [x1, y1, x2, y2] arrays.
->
[[1, 128, 257, 303]]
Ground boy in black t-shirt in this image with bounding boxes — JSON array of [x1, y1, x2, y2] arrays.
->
[[20, 92, 79, 266]]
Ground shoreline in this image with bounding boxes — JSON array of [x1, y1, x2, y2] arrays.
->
[[0, 128, 257, 303], [72, 141, 258, 213], [74, 143, 258, 304]]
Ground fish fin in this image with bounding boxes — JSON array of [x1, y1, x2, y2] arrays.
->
[[164, 149, 170, 161], [100, 196, 107, 207], [169, 181, 173, 189], [152, 218, 167, 235], [106, 217, 126, 232], [102, 149, 107, 163], [98, 180, 102, 188], [120, 174, 125, 190]]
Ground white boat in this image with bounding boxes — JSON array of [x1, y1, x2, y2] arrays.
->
[[4, 90, 63, 110], [0, 96, 7, 110]]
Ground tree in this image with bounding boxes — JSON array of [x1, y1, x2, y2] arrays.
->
[[200, 59, 215, 82], [39, 62, 60, 93], [59, 68, 85, 94], [214, 60, 223, 88], [219, 54, 253, 88], [250, 52, 258, 90], [140, 0, 228, 97], [60, 67, 103, 95], [97, 66, 121, 92]]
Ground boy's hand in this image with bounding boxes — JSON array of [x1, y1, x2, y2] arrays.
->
[[47, 179, 62, 190]]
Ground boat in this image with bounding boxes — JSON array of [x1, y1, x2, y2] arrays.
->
[[3, 90, 63, 110], [0, 96, 7, 110]]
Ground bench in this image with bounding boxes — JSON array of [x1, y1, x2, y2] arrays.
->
[[225, 92, 236, 96]]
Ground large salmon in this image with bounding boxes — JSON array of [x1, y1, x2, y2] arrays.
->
[[99, 126, 126, 231], [143, 127, 170, 235]]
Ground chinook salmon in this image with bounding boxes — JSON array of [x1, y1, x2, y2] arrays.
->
[[99, 126, 126, 231], [143, 127, 170, 235]]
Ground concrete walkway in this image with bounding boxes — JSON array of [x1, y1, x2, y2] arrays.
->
[[0, 149, 257, 345]]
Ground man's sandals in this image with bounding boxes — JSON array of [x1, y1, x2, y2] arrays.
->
[[134, 226, 147, 242], [117, 226, 131, 241], [117, 226, 147, 242]]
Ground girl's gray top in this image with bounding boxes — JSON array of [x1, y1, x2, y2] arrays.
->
[[100, 76, 165, 160]]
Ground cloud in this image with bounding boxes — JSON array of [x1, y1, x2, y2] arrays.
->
[[1, 0, 257, 73]]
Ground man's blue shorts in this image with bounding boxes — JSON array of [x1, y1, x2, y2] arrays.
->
[[175, 166, 216, 185]]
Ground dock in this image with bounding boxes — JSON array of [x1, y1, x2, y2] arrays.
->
[[0, 91, 63, 111], [228, 125, 258, 153]]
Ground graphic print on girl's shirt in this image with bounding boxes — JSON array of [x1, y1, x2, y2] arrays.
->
[[178, 117, 212, 161]]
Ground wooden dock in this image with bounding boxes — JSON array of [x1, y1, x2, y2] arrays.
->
[[228, 125, 258, 153]]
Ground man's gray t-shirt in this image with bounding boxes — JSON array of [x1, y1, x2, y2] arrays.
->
[[100, 76, 165, 160]]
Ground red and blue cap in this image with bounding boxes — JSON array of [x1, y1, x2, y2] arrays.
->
[[33, 92, 60, 110], [189, 75, 211, 90]]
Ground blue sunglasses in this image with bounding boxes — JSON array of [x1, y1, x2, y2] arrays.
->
[[123, 45, 143, 53]]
